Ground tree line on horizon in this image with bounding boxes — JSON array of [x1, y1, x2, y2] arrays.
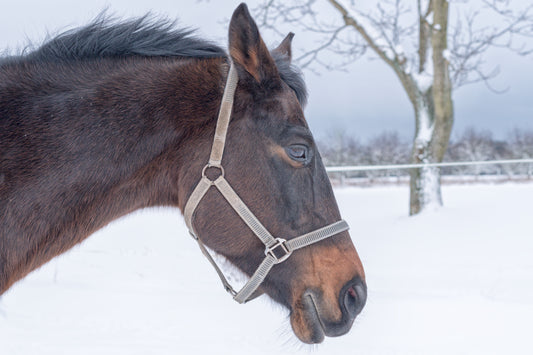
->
[[318, 127, 533, 178]]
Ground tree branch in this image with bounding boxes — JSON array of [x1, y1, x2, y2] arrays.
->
[[449, 0, 533, 89], [417, 0, 433, 73], [327, 0, 397, 68]]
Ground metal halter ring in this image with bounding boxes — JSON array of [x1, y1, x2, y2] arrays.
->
[[202, 164, 225, 182], [265, 238, 292, 264]]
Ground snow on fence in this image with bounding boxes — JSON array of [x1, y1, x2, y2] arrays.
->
[[326, 158, 533, 185], [325, 158, 533, 172]]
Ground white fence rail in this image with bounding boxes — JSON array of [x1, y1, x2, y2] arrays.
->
[[325, 158, 533, 173]]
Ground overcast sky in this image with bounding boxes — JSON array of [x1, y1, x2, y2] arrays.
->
[[0, 0, 531, 142]]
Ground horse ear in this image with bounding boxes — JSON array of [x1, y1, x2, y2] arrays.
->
[[228, 3, 278, 83], [272, 32, 294, 63]]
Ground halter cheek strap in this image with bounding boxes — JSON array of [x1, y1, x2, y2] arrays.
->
[[183, 62, 349, 304]]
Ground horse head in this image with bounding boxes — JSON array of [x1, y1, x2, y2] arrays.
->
[[180, 3, 366, 344]]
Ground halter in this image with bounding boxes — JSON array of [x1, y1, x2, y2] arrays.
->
[[183, 62, 349, 304]]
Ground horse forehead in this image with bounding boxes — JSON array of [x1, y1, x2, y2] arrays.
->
[[262, 88, 307, 126]]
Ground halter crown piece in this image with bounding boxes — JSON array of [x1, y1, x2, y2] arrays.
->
[[183, 62, 350, 304]]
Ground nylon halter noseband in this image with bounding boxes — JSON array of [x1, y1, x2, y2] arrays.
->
[[183, 62, 349, 304]]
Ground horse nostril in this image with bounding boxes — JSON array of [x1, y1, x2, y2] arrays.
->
[[342, 278, 367, 319]]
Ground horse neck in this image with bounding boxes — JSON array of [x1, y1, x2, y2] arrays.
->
[[0, 56, 225, 293]]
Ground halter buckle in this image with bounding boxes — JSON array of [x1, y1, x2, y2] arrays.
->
[[265, 238, 291, 264]]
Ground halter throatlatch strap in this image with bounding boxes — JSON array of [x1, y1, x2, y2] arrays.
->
[[183, 62, 350, 304]]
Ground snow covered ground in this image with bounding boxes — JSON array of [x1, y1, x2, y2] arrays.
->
[[1, 183, 532, 354]]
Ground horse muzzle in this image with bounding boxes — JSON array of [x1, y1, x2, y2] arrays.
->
[[291, 277, 367, 343]]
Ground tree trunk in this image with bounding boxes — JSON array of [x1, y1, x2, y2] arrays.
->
[[409, 91, 439, 215], [408, 0, 453, 215], [408, 90, 453, 215]]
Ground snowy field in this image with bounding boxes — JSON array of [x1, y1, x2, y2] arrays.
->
[[1, 183, 532, 354]]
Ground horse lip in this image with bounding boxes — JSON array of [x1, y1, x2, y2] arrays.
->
[[303, 292, 326, 343], [302, 289, 358, 339]]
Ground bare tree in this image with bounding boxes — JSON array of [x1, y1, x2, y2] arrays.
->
[[508, 128, 533, 177], [254, 0, 533, 214], [449, 127, 499, 176], [318, 128, 363, 166], [365, 131, 410, 178], [317, 129, 364, 183]]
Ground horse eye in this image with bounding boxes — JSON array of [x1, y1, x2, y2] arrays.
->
[[286, 144, 309, 163]]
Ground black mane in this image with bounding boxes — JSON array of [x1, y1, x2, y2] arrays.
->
[[24, 14, 226, 61], [4, 13, 307, 105]]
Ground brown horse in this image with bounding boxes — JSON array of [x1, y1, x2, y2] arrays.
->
[[0, 3, 366, 344]]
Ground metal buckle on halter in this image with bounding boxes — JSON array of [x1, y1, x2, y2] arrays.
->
[[265, 238, 292, 264]]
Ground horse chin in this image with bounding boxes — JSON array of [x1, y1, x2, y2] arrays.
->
[[289, 293, 326, 344]]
